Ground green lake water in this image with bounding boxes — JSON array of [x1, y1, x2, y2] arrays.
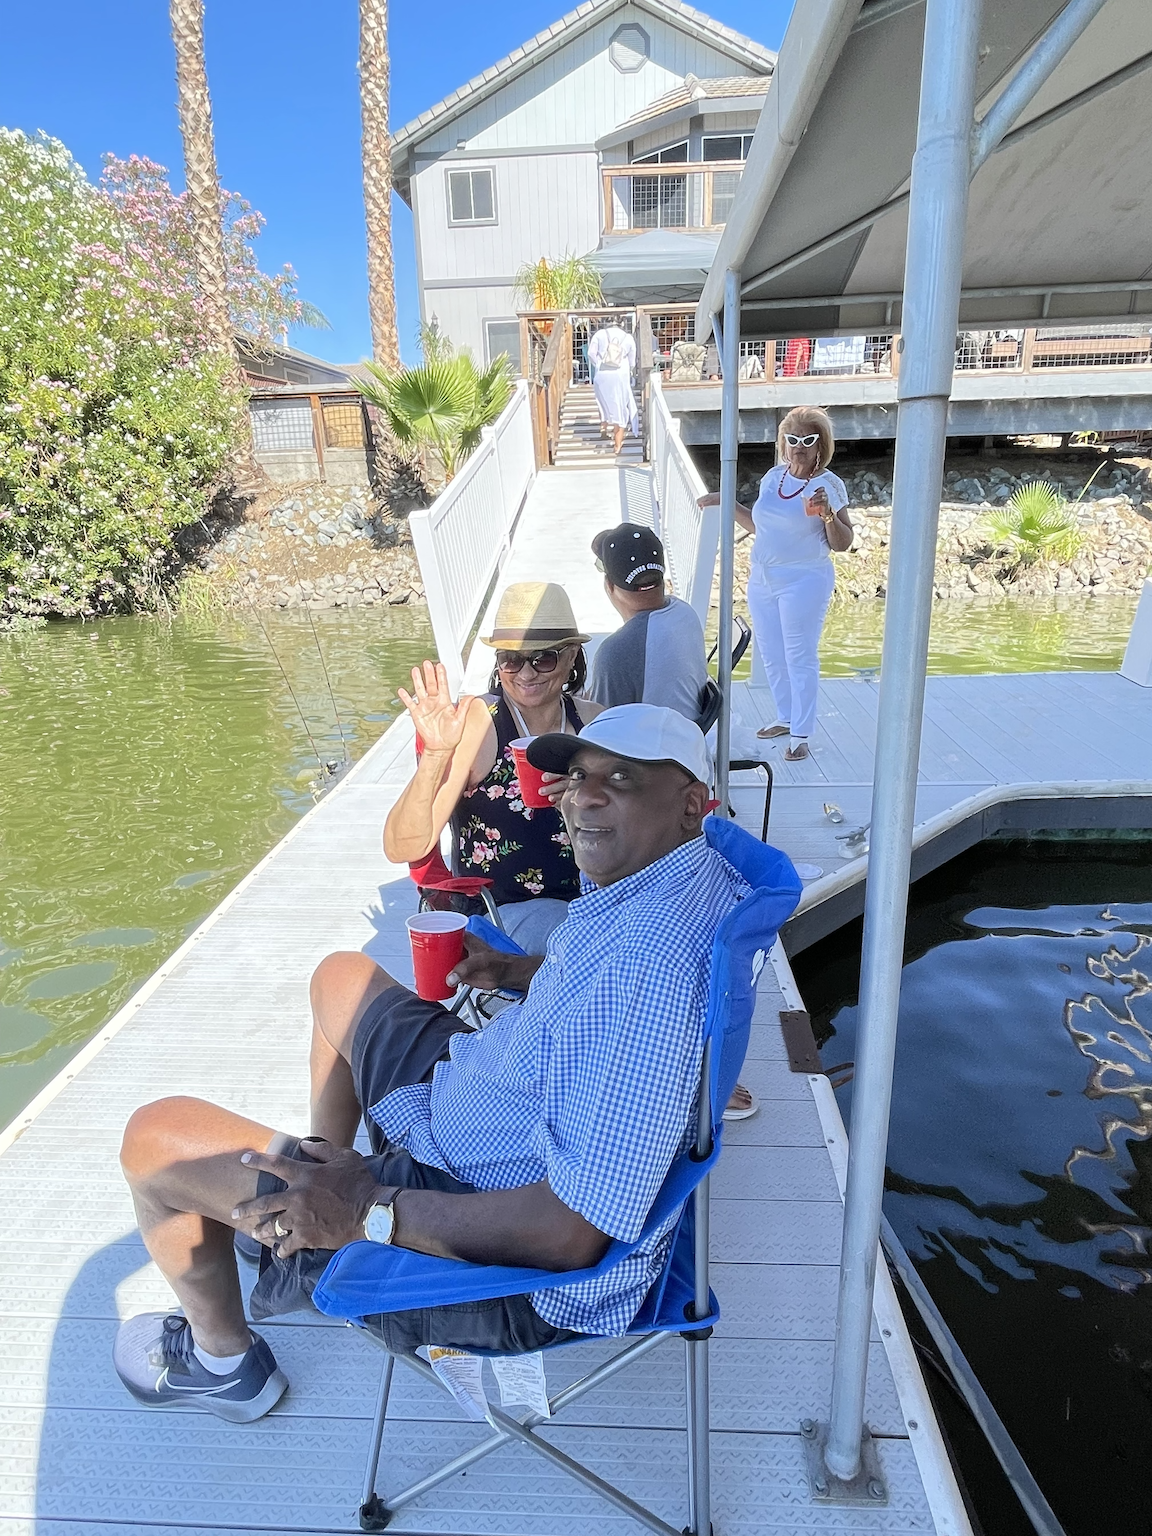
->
[[0, 609, 434, 1132], [0, 593, 1141, 1131]]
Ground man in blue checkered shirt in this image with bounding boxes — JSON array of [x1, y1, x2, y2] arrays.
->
[[115, 705, 751, 1422]]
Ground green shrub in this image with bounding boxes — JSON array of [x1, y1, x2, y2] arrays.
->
[[0, 130, 243, 621], [983, 480, 1083, 565]]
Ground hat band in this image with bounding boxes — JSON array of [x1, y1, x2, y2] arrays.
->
[[487, 626, 581, 644]]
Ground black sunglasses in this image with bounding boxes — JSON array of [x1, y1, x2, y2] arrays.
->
[[495, 649, 563, 674]]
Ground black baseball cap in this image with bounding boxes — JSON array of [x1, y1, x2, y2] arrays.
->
[[592, 524, 666, 590]]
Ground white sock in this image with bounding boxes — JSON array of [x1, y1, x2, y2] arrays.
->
[[789, 735, 807, 751], [193, 1336, 252, 1374]]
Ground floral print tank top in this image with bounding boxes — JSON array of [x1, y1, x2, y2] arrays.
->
[[452, 692, 582, 906]]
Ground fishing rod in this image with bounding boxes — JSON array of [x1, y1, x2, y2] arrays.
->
[[283, 534, 350, 765], [194, 516, 331, 782]]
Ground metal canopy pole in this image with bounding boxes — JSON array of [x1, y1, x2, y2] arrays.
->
[[821, 0, 983, 1488], [714, 268, 740, 810]]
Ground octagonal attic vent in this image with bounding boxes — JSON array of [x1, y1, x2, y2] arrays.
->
[[610, 23, 650, 73]]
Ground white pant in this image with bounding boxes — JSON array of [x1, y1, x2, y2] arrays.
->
[[746, 561, 835, 738]]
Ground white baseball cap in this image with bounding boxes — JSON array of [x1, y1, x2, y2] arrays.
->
[[526, 703, 712, 784]]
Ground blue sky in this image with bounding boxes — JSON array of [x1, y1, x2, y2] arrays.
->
[[1, 0, 793, 365]]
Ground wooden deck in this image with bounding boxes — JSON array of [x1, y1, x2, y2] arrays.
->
[[3, 460, 1150, 1535]]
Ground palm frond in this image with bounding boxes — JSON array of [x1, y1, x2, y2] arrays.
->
[[296, 300, 331, 331], [983, 480, 1083, 564], [512, 253, 603, 310]]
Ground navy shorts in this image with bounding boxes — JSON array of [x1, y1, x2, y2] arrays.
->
[[248, 984, 578, 1355]]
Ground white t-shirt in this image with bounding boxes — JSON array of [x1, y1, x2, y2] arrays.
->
[[750, 465, 848, 570]]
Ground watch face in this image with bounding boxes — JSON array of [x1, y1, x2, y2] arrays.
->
[[364, 1202, 395, 1245]]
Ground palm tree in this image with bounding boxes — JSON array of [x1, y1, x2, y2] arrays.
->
[[169, 0, 231, 358], [359, 0, 400, 369], [356, 354, 513, 481], [512, 255, 603, 311]]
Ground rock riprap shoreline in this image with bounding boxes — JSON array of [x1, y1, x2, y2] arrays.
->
[[725, 457, 1152, 600], [194, 483, 426, 609]]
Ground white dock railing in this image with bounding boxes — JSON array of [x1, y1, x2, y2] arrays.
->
[[409, 380, 536, 693], [649, 374, 718, 625]]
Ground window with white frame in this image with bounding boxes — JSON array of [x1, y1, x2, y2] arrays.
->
[[484, 318, 522, 373], [446, 167, 496, 225]]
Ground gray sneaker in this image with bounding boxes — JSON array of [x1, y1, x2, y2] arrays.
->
[[114, 1312, 288, 1421]]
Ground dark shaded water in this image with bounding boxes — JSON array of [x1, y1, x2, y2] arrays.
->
[[794, 840, 1152, 1536], [0, 610, 434, 1131]]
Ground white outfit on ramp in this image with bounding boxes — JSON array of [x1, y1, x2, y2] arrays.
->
[[588, 326, 639, 435], [746, 465, 847, 741]]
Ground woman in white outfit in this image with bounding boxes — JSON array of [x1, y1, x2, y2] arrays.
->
[[587, 324, 638, 457], [699, 406, 853, 762]]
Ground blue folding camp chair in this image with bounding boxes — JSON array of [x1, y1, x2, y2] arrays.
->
[[311, 818, 802, 1535]]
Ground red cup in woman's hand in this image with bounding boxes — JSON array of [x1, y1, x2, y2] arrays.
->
[[509, 738, 552, 809], [804, 489, 829, 518]]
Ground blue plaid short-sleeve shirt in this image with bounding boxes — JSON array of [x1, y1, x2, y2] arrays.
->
[[369, 835, 750, 1335]]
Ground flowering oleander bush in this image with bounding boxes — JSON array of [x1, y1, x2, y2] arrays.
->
[[0, 133, 323, 622], [100, 154, 328, 347]]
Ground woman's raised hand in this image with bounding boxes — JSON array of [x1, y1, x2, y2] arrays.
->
[[397, 660, 473, 754]]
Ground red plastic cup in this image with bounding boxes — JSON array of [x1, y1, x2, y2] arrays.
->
[[406, 912, 468, 1000], [509, 736, 552, 809]]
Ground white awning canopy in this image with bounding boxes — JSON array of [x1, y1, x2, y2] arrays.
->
[[697, 0, 1152, 339]]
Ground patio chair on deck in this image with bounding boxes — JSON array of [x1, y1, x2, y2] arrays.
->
[[311, 817, 802, 1535], [700, 618, 773, 839]]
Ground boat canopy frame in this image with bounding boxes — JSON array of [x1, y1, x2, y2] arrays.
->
[[704, 0, 1132, 1499]]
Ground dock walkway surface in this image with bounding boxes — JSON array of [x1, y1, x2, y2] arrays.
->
[[4, 462, 1150, 1535]]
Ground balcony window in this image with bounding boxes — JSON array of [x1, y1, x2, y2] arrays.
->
[[702, 134, 755, 162], [447, 167, 496, 225], [633, 141, 689, 165]]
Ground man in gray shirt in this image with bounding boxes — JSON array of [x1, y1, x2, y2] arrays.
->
[[588, 525, 709, 724]]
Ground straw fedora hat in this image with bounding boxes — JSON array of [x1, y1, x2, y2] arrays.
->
[[480, 581, 589, 651]]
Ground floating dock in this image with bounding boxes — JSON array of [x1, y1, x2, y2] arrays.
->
[[3, 461, 1151, 1535]]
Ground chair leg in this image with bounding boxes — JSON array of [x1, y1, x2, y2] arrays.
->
[[359, 1354, 395, 1531], [481, 888, 506, 931], [684, 1339, 698, 1519], [760, 764, 773, 842], [686, 1336, 711, 1536]]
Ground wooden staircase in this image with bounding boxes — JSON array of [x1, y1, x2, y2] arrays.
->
[[552, 384, 645, 469]]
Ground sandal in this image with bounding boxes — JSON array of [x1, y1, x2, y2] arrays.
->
[[756, 723, 790, 739], [722, 1083, 759, 1122], [784, 741, 810, 762]]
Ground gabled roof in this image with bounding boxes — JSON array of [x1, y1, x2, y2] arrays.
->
[[621, 72, 770, 126], [598, 72, 769, 147], [391, 0, 775, 167]]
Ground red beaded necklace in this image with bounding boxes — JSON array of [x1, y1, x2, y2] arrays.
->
[[778, 465, 815, 501]]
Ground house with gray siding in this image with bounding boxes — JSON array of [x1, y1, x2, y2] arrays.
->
[[390, 0, 774, 365]]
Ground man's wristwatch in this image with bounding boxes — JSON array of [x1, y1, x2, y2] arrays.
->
[[363, 1191, 399, 1245]]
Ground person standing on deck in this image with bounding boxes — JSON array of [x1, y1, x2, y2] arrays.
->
[[587, 323, 638, 458], [698, 406, 853, 762]]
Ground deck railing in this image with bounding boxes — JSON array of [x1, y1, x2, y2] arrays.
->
[[408, 380, 535, 693], [521, 313, 575, 469], [660, 323, 1152, 383], [601, 161, 747, 235], [649, 374, 716, 624]]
